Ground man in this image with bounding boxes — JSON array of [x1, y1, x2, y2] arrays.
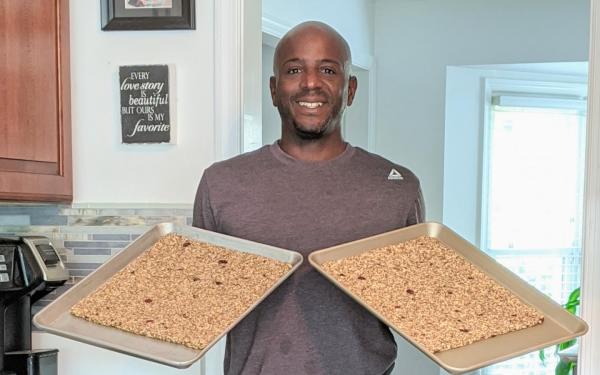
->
[[193, 21, 424, 375]]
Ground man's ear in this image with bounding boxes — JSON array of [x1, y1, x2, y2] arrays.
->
[[347, 75, 358, 106], [269, 76, 278, 106]]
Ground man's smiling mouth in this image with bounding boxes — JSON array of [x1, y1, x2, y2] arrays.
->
[[297, 101, 324, 109]]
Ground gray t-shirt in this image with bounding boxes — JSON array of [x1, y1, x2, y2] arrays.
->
[[193, 142, 424, 375]]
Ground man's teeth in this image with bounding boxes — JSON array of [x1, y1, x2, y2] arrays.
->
[[298, 101, 323, 108]]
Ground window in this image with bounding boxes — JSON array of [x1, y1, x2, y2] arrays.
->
[[481, 90, 586, 374]]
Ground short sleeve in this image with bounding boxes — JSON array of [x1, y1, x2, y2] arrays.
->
[[192, 172, 218, 231], [406, 187, 425, 226]]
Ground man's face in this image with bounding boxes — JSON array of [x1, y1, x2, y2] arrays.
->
[[270, 28, 357, 139]]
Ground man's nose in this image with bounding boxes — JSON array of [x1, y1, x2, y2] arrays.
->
[[299, 69, 321, 90]]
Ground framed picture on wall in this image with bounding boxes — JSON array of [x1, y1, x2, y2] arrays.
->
[[101, 0, 195, 30]]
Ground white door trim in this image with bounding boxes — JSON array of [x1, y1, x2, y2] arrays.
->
[[213, 0, 244, 161], [209, 3, 244, 374], [579, 0, 600, 373]]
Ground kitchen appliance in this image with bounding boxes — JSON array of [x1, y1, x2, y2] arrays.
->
[[0, 237, 69, 375]]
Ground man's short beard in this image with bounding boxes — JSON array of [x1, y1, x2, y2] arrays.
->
[[292, 121, 327, 140]]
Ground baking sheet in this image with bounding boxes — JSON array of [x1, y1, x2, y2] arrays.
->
[[34, 223, 303, 368], [308, 222, 588, 374]]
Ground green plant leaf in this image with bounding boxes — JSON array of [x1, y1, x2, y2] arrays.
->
[[558, 339, 576, 351], [555, 360, 574, 375], [567, 287, 580, 304], [564, 300, 580, 309], [566, 305, 577, 315], [539, 348, 546, 364]]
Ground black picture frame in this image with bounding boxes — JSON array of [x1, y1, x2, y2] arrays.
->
[[101, 0, 195, 31]]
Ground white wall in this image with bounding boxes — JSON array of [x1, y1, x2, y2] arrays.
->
[[343, 67, 370, 150], [70, 1, 214, 204], [373, 0, 590, 221], [261, 44, 280, 145], [262, 0, 374, 68]]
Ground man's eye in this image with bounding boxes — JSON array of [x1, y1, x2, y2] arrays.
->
[[321, 67, 336, 75], [287, 67, 301, 74]]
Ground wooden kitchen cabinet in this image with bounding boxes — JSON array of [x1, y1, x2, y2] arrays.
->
[[0, 0, 72, 202]]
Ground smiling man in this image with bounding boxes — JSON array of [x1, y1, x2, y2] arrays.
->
[[193, 21, 424, 375], [270, 22, 355, 159]]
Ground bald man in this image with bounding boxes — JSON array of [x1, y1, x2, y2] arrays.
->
[[194, 21, 424, 375]]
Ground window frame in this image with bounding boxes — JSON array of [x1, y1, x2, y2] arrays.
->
[[479, 78, 587, 253], [478, 78, 587, 375]]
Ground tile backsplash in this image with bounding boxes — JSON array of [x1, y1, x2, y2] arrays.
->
[[0, 203, 193, 316]]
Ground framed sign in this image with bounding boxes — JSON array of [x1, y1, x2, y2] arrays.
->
[[101, 0, 195, 30], [119, 65, 174, 144]]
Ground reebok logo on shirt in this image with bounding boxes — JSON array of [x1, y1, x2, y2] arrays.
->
[[387, 168, 403, 180]]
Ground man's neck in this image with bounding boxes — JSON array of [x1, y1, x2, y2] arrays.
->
[[278, 134, 347, 162]]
